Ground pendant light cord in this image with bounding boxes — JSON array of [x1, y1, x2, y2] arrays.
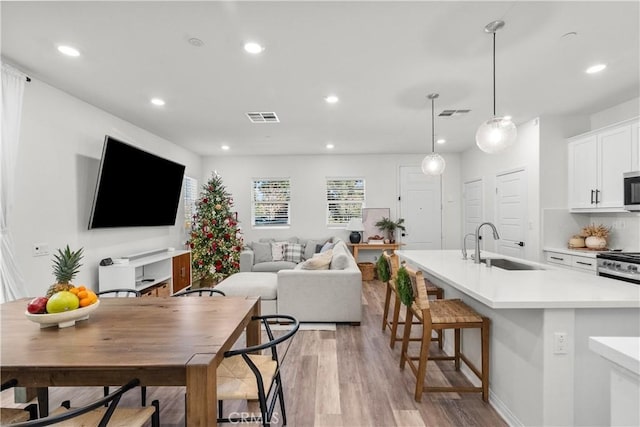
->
[[492, 32, 496, 117], [431, 96, 435, 153]]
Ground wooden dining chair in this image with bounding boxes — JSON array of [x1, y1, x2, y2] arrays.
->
[[96, 288, 147, 406], [9, 379, 159, 427], [381, 251, 444, 349], [399, 265, 490, 402], [172, 287, 226, 297], [1, 379, 38, 424], [217, 314, 300, 426]]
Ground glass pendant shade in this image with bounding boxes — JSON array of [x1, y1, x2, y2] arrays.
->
[[475, 116, 517, 153], [421, 153, 446, 175]]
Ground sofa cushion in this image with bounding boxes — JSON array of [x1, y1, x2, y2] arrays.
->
[[253, 261, 297, 272], [330, 253, 349, 270], [216, 272, 278, 300], [283, 243, 304, 263], [300, 250, 333, 270], [301, 239, 322, 260], [271, 241, 287, 261], [320, 242, 335, 253], [252, 242, 272, 263]]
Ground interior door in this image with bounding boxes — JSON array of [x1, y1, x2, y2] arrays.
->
[[463, 179, 483, 249], [399, 166, 442, 249], [495, 169, 527, 258]]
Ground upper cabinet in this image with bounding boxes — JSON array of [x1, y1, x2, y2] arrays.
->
[[568, 118, 639, 212]]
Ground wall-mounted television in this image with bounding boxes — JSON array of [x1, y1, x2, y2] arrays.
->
[[88, 136, 186, 229]]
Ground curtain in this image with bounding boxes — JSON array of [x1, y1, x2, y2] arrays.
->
[[1, 62, 27, 302]]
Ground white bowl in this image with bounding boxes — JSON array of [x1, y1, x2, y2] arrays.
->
[[25, 299, 100, 328]]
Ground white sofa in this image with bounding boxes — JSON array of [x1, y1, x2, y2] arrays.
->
[[229, 239, 362, 323], [240, 236, 335, 272], [278, 240, 362, 323]]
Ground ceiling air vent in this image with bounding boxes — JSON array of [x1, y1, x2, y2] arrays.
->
[[246, 112, 280, 123], [439, 109, 471, 117]]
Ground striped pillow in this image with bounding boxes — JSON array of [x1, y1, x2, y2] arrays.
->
[[283, 243, 304, 263]]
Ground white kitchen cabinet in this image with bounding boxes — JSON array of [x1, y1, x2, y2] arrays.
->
[[568, 118, 638, 212], [544, 250, 597, 274]]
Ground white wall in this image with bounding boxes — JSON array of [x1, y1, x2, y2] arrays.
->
[[201, 153, 462, 261], [11, 80, 201, 297], [461, 118, 541, 260], [590, 97, 639, 129]]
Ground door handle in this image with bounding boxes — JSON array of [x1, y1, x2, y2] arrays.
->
[[595, 189, 600, 204], [401, 232, 406, 237], [591, 190, 595, 204], [516, 242, 524, 247]]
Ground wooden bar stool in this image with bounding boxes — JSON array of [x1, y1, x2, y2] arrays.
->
[[398, 265, 490, 402], [381, 251, 444, 349]]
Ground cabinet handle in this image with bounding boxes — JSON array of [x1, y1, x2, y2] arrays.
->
[[595, 189, 600, 204], [550, 256, 564, 261], [576, 261, 592, 266], [590, 190, 595, 204]]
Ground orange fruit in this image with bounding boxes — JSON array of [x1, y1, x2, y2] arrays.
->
[[79, 291, 98, 307]]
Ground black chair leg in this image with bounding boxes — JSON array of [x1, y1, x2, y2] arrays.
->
[[141, 386, 147, 406], [276, 376, 287, 425], [103, 386, 109, 407], [218, 400, 223, 419], [151, 400, 160, 427]]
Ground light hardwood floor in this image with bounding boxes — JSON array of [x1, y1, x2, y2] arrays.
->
[[1, 280, 507, 426]]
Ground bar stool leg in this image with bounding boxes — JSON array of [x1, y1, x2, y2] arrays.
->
[[415, 322, 433, 403], [454, 328, 461, 370], [382, 282, 392, 332], [399, 307, 413, 370], [389, 293, 402, 349]]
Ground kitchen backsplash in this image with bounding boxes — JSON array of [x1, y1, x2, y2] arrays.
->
[[542, 208, 640, 251]]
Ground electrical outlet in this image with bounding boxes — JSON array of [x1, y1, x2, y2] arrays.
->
[[554, 332, 568, 354], [32, 243, 50, 257]]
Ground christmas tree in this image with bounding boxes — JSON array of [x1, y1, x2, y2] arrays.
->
[[188, 173, 243, 284]]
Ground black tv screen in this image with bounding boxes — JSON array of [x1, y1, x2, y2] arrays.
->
[[88, 136, 186, 229]]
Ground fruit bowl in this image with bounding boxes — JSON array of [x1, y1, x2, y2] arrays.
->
[[25, 300, 100, 329]]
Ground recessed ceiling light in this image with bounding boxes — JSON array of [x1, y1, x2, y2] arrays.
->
[[57, 45, 80, 57], [436, 139, 446, 145], [150, 98, 165, 106], [586, 64, 607, 74], [244, 42, 265, 54], [221, 145, 230, 151], [324, 95, 339, 104], [326, 143, 334, 149]]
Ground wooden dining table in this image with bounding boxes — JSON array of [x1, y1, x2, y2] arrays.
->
[[1, 296, 261, 426]]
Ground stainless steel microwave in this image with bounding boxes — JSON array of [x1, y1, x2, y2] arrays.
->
[[624, 171, 640, 211]]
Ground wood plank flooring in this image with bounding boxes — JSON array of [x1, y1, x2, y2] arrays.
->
[[1, 279, 507, 426]]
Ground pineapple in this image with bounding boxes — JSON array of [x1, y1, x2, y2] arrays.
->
[[46, 245, 84, 297]]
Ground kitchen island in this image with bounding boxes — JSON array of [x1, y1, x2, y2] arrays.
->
[[396, 250, 640, 427]]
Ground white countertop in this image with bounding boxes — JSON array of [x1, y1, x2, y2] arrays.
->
[[396, 250, 640, 309], [543, 247, 607, 258], [589, 337, 640, 375]]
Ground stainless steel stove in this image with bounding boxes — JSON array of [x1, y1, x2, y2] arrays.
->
[[596, 252, 640, 284]]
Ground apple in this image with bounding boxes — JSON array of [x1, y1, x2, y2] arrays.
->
[[27, 296, 48, 314]]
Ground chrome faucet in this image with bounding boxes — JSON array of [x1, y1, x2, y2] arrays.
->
[[474, 222, 500, 264], [461, 233, 475, 260]]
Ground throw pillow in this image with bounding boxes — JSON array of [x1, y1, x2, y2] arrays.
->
[[283, 243, 304, 263], [330, 253, 349, 270], [252, 242, 272, 264], [300, 250, 333, 270], [302, 239, 324, 260], [320, 241, 335, 253], [271, 241, 287, 261]]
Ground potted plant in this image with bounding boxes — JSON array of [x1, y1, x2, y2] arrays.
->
[[375, 217, 406, 243], [580, 223, 611, 249]]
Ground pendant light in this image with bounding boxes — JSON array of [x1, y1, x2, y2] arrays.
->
[[476, 20, 517, 154], [421, 93, 446, 175]]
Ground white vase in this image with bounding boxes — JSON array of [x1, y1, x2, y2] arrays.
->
[[585, 236, 607, 249]]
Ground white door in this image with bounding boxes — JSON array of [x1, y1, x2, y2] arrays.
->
[[399, 166, 442, 249], [463, 179, 483, 249], [495, 169, 527, 258]]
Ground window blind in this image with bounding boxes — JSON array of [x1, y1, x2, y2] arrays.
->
[[326, 178, 365, 225], [252, 179, 291, 227], [183, 176, 198, 230]]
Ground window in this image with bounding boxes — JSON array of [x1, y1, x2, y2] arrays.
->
[[252, 178, 291, 227], [326, 178, 365, 226], [183, 175, 198, 231]]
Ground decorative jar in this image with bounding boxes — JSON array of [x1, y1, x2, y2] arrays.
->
[[585, 236, 607, 249]]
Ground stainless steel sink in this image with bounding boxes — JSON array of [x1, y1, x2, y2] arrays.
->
[[480, 258, 545, 271]]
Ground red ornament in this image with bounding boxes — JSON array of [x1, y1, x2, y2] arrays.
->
[[202, 198, 208, 203], [207, 233, 213, 239]]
